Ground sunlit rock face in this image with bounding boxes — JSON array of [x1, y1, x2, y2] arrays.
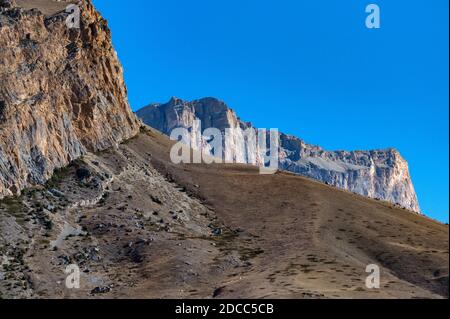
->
[[0, 0, 140, 197], [137, 97, 420, 213]]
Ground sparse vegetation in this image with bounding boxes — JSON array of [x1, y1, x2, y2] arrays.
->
[[121, 134, 138, 145], [238, 247, 264, 261], [0, 196, 27, 224], [46, 166, 70, 189]]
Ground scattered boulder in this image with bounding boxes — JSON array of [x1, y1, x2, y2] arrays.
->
[[57, 255, 71, 265], [48, 189, 65, 198], [91, 286, 111, 295], [213, 286, 225, 298], [151, 195, 162, 204]]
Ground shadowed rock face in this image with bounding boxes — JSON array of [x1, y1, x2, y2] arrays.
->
[[137, 97, 420, 213], [0, 0, 140, 197]]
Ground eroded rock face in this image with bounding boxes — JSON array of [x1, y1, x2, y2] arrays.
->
[[137, 97, 420, 213], [0, 0, 140, 197]]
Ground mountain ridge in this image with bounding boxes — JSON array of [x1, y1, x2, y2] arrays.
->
[[0, 0, 447, 300], [137, 97, 421, 213]]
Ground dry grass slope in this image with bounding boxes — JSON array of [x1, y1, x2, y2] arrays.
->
[[134, 128, 450, 299], [16, 0, 78, 16]]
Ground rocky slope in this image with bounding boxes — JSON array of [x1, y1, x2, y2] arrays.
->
[[0, 0, 140, 198], [1, 0, 445, 300], [1, 128, 447, 299], [137, 97, 420, 213], [0, 0, 449, 299]]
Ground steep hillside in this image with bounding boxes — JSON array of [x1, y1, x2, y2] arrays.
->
[[0, 128, 447, 299]]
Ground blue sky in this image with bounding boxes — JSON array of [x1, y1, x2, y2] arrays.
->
[[93, 0, 449, 223]]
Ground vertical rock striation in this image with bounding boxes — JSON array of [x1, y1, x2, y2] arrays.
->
[[0, 0, 140, 197], [137, 97, 420, 213]]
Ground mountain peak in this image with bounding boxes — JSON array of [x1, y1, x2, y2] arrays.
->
[[168, 96, 183, 104]]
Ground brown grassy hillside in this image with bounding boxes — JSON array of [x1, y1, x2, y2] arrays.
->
[[0, 128, 448, 299]]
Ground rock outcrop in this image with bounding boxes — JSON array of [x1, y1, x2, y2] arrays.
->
[[0, 0, 140, 197], [137, 97, 420, 212]]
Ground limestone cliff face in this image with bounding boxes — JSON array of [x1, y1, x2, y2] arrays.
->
[[278, 136, 420, 212], [0, 0, 140, 197], [137, 97, 421, 213]]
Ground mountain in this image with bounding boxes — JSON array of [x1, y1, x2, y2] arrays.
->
[[1, 0, 447, 300], [0, 0, 140, 198], [137, 97, 421, 213], [1, 126, 447, 299]]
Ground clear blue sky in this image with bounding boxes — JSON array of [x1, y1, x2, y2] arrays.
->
[[93, 0, 449, 223]]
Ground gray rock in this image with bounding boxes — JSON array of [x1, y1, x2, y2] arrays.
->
[[49, 189, 64, 198], [91, 286, 111, 294]]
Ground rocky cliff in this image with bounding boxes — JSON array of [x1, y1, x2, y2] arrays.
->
[[137, 97, 420, 212], [0, 0, 140, 197]]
